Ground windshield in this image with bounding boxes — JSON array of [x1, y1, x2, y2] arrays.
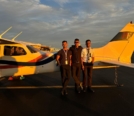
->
[[26, 45, 39, 53]]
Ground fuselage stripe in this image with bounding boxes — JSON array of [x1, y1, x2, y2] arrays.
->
[[0, 54, 57, 69]]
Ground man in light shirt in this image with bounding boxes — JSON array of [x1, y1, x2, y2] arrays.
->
[[81, 39, 95, 93]]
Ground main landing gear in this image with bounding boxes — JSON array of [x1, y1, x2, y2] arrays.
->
[[8, 75, 25, 81], [114, 66, 124, 87]]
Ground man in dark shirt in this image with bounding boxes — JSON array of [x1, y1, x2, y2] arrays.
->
[[56, 40, 72, 95], [70, 38, 83, 93]]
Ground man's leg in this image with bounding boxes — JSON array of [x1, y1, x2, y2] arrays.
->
[[72, 66, 80, 86], [87, 66, 93, 87], [63, 66, 71, 94], [76, 66, 81, 82], [60, 66, 66, 95], [71, 66, 77, 89], [87, 66, 94, 93], [72, 66, 82, 93], [76, 66, 81, 89], [83, 65, 87, 92], [60, 66, 65, 87]]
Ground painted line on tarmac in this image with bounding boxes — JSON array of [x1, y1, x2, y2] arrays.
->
[[0, 85, 117, 89]]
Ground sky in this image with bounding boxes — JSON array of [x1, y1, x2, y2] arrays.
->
[[0, 0, 134, 48]]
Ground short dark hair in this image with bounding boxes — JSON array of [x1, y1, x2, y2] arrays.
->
[[86, 39, 91, 44], [74, 38, 79, 42], [62, 40, 67, 43]]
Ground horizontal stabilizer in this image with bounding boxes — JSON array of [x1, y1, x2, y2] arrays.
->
[[101, 60, 134, 68]]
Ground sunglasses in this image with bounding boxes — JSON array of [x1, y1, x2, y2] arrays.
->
[[75, 41, 79, 43]]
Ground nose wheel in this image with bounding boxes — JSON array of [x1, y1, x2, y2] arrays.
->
[[20, 75, 25, 80]]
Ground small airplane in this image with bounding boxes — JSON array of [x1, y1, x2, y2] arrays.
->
[[0, 21, 134, 86]]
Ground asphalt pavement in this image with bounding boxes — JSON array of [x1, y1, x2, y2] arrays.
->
[[0, 67, 134, 116]]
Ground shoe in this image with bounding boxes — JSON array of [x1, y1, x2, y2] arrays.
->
[[64, 90, 68, 95], [79, 82, 83, 90], [87, 87, 95, 93], [76, 87, 81, 93], [83, 87, 87, 92], [61, 90, 64, 95]]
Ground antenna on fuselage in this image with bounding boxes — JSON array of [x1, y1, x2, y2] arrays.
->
[[0, 26, 12, 38], [12, 31, 22, 41]]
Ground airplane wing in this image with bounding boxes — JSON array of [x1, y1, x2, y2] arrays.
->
[[100, 60, 134, 68], [0, 38, 18, 44]]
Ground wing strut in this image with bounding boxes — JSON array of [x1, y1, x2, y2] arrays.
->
[[12, 32, 22, 41], [0, 27, 12, 38]]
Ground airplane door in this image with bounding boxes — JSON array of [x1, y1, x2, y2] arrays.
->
[[10, 55, 36, 76]]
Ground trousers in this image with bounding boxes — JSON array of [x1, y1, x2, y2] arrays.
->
[[60, 65, 71, 90], [82, 62, 93, 87], [71, 65, 81, 86]]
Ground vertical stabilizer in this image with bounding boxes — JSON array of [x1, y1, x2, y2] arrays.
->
[[94, 21, 134, 63]]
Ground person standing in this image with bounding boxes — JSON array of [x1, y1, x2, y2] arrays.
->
[[56, 40, 72, 95], [70, 38, 83, 93], [81, 39, 95, 93]]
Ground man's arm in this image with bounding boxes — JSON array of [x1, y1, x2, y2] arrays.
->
[[70, 55, 72, 66], [56, 50, 61, 66], [56, 55, 60, 66], [91, 49, 95, 64], [81, 57, 84, 70], [81, 49, 84, 70], [91, 57, 94, 64], [69, 47, 71, 50]]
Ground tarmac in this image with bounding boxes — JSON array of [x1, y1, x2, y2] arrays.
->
[[0, 66, 134, 116]]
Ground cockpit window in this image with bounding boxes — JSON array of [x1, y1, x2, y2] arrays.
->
[[110, 32, 134, 42], [26, 45, 39, 53], [4, 46, 27, 56]]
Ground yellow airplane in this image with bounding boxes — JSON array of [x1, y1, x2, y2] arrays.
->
[[0, 21, 134, 85], [94, 21, 134, 68]]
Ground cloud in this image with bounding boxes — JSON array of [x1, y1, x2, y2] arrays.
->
[[0, 0, 134, 48], [54, 0, 70, 5]]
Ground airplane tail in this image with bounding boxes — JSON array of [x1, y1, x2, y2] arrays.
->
[[94, 21, 134, 63]]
